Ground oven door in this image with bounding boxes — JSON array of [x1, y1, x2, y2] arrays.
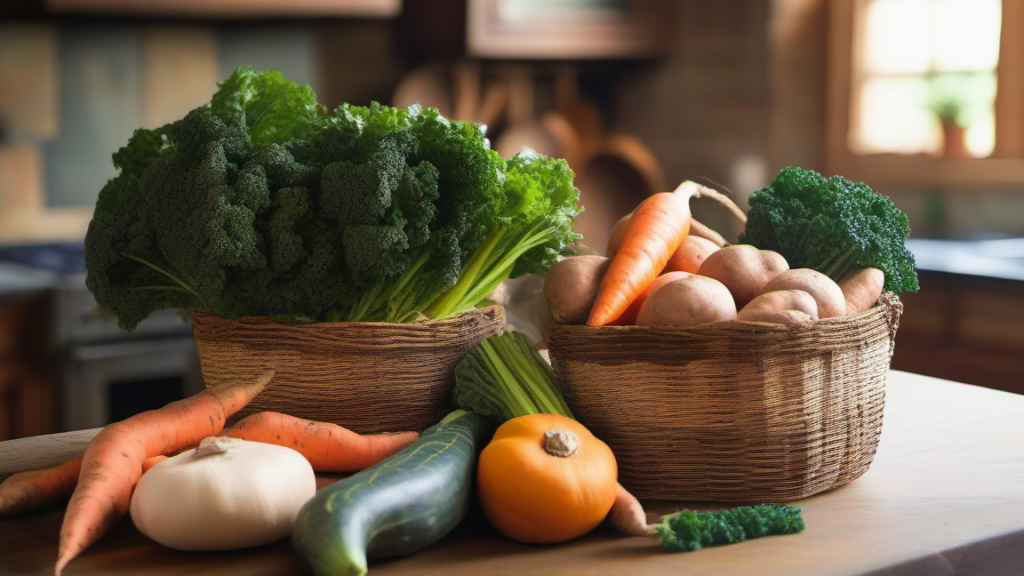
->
[[61, 336, 204, 431]]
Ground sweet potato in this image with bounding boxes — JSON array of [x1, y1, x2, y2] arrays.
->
[[839, 268, 885, 315], [735, 309, 816, 326], [759, 269, 845, 318], [635, 273, 736, 326], [737, 289, 819, 325], [543, 255, 609, 324], [663, 236, 720, 275], [697, 244, 789, 309]]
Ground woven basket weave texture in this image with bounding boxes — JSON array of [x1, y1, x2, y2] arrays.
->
[[193, 306, 506, 434], [547, 292, 902, 502]]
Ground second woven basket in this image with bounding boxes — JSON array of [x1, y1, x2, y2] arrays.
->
[[547, 293, 902, 502]]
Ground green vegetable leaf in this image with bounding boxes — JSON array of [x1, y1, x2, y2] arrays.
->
[[210, 65, 326, 148]]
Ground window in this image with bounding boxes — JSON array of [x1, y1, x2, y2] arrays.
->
[[826, 0, 1024, 185]]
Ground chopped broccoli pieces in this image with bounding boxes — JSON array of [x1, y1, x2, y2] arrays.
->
[[655, 504, 805, 552], [739, 166, 918, 294]]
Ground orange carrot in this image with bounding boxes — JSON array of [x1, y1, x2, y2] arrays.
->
[[55, 370, 273, 575], [0, 454, 172, 517], [607, 482, 654, 537], [0, 457, 82, 516], [588, 183, 698, 326], [590, 182, 746, 326], [140, 455, 168, 474], [222, 411, 420, 473], [609, 215, 726, 259]]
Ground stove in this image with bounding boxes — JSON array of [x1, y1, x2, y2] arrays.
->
[[0, 242, 203, 431]]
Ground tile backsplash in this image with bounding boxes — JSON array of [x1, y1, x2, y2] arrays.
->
[[0, 20, 318, 233]]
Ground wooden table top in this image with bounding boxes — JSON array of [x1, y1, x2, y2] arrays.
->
[[2, 370, 1023, 576]]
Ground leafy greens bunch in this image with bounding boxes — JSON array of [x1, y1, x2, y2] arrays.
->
[[738, 166, 919, 294], [85, 66, 581, 329]]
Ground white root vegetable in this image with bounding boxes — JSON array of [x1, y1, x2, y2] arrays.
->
[[129, 436, 316, 551]]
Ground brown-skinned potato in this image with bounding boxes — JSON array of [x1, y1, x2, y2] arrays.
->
[[696, 244, 789, 309], [663, 236, 720, 275], [758, 268, 846, 318], [543, 255, 609, 324], [737, 289, 819, 323], [839, 268, 885, 315], [635, 273, 736, 326]]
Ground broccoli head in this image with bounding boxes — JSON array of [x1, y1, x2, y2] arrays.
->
[[85, 66, 582, 329], [739, 166, 919, 294]]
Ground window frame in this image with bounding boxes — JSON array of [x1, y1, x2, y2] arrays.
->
[[825, 0, 1024, 186]]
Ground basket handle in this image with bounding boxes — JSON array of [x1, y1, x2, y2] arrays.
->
[[878, 291, 903, 358]]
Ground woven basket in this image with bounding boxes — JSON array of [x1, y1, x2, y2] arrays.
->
[[546, 292, 902, 502], [192, 306, 506, 434]]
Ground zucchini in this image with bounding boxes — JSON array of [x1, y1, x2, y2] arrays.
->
[[291, 410, 495, 576]]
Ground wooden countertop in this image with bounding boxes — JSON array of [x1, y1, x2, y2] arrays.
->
[[2, 370, 1023, 576]]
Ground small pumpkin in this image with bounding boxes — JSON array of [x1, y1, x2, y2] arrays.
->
[[477, 413, 618, 544]]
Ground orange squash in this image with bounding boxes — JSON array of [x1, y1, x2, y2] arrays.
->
[[477, 413, 618, 544]]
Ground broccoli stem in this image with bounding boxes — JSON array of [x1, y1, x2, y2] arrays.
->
[[477, 338, 537, 418], [423, 228, 507, 319], [453, 331, 573, 421], [654, 504, 805, 552], [823, 244, 860, 284], [425, 220, 556, 320], [124, 254, 201, 301]]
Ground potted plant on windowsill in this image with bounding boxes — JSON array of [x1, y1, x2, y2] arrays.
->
[[930, 97, 968, 158]]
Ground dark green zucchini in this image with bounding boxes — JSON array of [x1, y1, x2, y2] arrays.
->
[[291, 410, 495, 576]]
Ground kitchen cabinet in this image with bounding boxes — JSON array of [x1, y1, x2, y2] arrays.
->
[[891, 270, 1024, 394], [0, 290, 57, 441]]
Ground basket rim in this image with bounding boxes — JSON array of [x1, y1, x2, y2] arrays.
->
[[547, 292, 900, 336], [189, 304, 505, 329]]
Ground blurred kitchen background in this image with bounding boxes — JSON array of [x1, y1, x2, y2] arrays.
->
[[1, 0, 1022, 440]]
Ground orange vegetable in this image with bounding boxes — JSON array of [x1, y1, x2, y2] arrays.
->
[[663, 235, 720, 275], [140, 455, 168, 474], [0, 457, 81, 516], [588, 184, 695, 326], [55, 371, 272, 575], [608, 216, 727, 258], [477, 413, 617, 544], [606, 482, 654, 537], [0, 454, 177, 517], [590, 182, 745, 327], [221, 411, 419, 473]]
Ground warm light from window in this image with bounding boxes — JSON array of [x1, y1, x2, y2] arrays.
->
[[851, 0, 1001, 157]]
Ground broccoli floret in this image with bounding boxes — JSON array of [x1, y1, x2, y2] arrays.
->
[[267, 186, 311, 275], [655, 505, 805, 552], [739, 166, 919, 294]]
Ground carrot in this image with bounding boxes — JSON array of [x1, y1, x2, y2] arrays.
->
[[55, 369, 273, 575], [590, 181, 746, 327], [0, 457, 82, 516], [0, 453, 175, 517], [609, 216, 726, 258], [607, 483, 654, 537], [222, 411, 420, 473], [140, 455, 168, 474]]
